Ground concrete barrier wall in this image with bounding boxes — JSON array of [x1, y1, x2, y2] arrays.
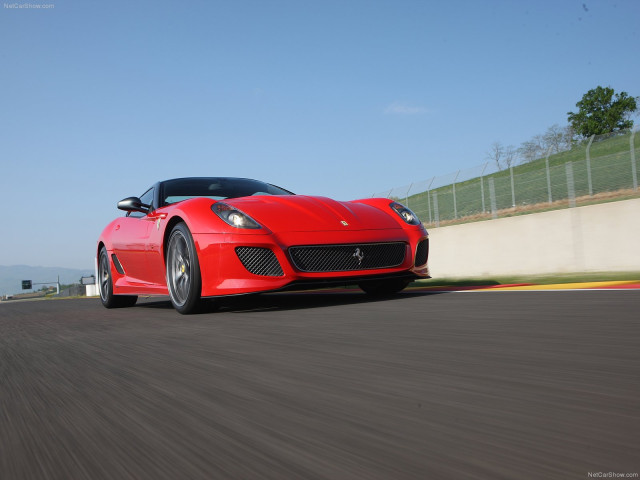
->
[[427, 198, 640, 278]]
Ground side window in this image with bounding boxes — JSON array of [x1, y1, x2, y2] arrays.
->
[[128, 188, 154, 218]]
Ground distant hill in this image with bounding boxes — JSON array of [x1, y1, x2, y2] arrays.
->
[[0, 265, 95, 296]]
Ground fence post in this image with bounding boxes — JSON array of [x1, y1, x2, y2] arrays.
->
[[404, 183, 413, 207], [480, 162, 488, 213], [432, 191, 439, 227], [489, 177, 497, 219], [426, 176, 435, 225], [452, 170, 460, 219], [631, 129, 638, 191], [545, 146, 553, 203], [510, 166, 515, 208], [566, 161, 576, 208], [586, 134, 595, 196]]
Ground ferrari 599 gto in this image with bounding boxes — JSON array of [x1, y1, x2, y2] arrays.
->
[[97, 177, 429, 313]]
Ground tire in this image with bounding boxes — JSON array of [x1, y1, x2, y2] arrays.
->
[[98, 247, 138, 308], [166, 222, 203, 314], [358, 278, 411, 297]]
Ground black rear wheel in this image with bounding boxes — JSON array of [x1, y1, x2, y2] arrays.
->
[[98, 247, 137, 308], [166, 222, 203, 314]]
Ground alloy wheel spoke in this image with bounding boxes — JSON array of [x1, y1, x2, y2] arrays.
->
[[168, 229, 196, 308]]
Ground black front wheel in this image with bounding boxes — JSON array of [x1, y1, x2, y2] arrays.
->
[[98, 247, 137, 308], [166, 222, 203, 314]]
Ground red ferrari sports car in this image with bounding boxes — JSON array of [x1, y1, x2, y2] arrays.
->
[[97, 177, 430, 313]]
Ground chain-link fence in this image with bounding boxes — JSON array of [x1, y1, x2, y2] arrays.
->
[[373, 129, 639, 227]]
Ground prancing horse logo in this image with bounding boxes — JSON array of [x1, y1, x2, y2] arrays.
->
[[352, 247, 364, 266]]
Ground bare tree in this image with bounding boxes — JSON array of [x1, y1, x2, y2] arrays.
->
[[561, 125, 576, 150], [486, 123, 577, 171], [532, 134, 546, 156], [543, 124, 565, 154], [504, 145, 518, 168], [486, 141, 505, 170], [518, 141, 539, 163]]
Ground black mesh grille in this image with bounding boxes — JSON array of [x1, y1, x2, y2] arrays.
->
[[235, 247, 284, 276], [289, 242, 406, 273], [415, 239, 429, 267]]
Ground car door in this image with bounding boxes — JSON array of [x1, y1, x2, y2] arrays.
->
[[110, 187, 155, 285], [143, 207, 169, 286]]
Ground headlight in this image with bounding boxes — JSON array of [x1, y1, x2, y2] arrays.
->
[[390, 201, 421, 225], [212, 202, 262, 229]]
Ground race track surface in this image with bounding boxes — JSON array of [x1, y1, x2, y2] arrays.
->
[[1, 291, 639, 479]]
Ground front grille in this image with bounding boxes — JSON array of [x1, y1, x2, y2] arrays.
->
[[288, 242, 406, 273], [235, 247, 284, 276], [415, 239, 429, 267]]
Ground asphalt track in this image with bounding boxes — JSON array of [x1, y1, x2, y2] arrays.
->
[[1, 290, 638, 480]]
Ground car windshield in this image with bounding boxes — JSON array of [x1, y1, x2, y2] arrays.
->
[[161, 177, 294, 206]]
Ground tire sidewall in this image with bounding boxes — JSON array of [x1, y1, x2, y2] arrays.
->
[[99, 247, 138, 308], [99, 247, 115, 307], [166, 222, 202, 314]]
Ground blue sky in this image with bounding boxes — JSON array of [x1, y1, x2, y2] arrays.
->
[[1, 0, 638, 269]]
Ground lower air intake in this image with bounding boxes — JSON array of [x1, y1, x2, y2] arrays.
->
[[415, 239, 429, 267], [235, 247, 284, 277]]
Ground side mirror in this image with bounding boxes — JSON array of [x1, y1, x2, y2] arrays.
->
[[117, 197, 150, 214]]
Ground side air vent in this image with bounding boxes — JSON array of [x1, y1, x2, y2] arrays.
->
[[111, 254, 125, 274]]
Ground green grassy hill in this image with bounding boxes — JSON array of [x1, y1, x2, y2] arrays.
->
[[402, 130, 640, 226]]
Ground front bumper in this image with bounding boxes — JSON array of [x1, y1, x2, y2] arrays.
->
[[193, 228, 429, 297]]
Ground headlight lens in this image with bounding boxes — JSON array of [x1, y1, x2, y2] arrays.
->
[[390, 201, 421, 225], [212, 202, 262, 229]]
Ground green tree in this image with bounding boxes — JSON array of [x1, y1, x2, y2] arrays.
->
[[567, 86, 637, 138]]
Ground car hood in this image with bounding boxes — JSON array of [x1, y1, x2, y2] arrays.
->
[[225, 195, 401, 232]]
